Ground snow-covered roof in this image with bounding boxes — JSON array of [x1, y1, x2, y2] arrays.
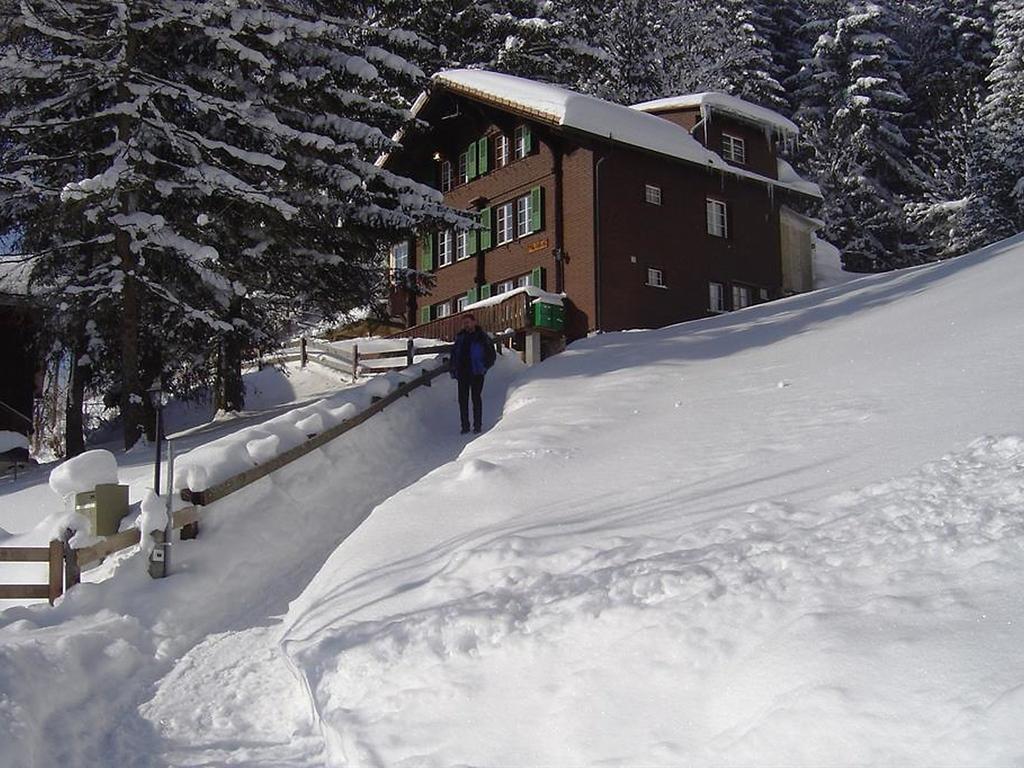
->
[[427, 70, 724, 169], [399, 69, 820, 199], [463, 284, 564, 313], [631, 92, 800, 137], [777, 159, 822, 198]]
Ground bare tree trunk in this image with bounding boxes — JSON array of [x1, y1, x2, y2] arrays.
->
[[215, 296, 245, 413], [64, 336, 88, 458], [116, 29, 144, 450]]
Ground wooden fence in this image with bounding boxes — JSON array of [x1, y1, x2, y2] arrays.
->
[[269, 337, 453, 380], [1, 335, 508, 606], [0, 504, 202, 606]]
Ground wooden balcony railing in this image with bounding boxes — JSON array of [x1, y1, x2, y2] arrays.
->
[[391, 291, 533, 342]]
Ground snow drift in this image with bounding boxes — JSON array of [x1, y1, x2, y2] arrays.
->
[[281, 233, 1024, 766]]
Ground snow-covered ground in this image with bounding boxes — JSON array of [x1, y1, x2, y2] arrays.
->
[[2, 234, 1024, 766]]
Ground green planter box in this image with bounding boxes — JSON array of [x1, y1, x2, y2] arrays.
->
[[533, 301, 565, 331]]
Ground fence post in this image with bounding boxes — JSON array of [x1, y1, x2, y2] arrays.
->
[[47, 539, 63, 605], [63, 536, 80, 591], [406, 337, 415, 368], [300, 337, 308, 367], [147, 529, 167, 579], [352, 343, 359, 380]]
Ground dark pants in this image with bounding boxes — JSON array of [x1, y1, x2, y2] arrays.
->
[[457, 374, 485, 431]]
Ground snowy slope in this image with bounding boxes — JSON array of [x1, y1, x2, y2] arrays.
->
[[2, 235, 1024, 767], [281, 234, 1024, 766]]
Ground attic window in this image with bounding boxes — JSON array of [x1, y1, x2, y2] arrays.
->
[[721, 133, 746, 164], [645, 184, 662, 205]]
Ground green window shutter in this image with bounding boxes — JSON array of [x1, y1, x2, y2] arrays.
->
[[419, 234, 433, 271], [477, 136, 488, 174], [467, 228, 478, 254], [466, 142, 478, 179], [466, 287, 478, 305], [530, 266, 544, 289], [478, 207, 492, 251], [523, 124, 533, 154], [419, 306, 431, 325], [480, 284, 492, 299], [529, 186, 543, 233]]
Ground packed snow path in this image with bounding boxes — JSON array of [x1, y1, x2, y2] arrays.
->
[[3, 235, 1024, 766], [0, 358, 523, 767]]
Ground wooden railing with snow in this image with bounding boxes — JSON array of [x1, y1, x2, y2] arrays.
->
[[390, 291, 533, 343], [1, 333, 510, 605], [268, 337, 455, 379]]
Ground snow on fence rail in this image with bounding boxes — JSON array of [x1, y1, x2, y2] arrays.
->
[[0, 333, 510, 605], [267, 336, 454, 380]]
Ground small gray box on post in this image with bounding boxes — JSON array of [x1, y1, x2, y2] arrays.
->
[[74, 484, 130, 536]]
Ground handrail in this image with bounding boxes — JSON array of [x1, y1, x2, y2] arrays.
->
[[181, 362, 452, 507]]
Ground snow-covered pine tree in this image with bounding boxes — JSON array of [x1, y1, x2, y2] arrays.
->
[[369, 0, 589, 95], [904, 0, 1002, 257], [713, 0, 790, 110], [1, 1, 456, 447], [571, 0, 683, 104], [980, 0, 1024, 233], [795, 3, 922, 271]]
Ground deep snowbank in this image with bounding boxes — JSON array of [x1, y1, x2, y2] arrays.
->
[[281, 234, 1024, 766]]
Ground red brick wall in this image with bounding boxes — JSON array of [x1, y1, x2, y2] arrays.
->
[[595, 145, 783, 332], [401, 98, 561, 315], [560, 145, 597, 339], [645, 107, 779, 179]]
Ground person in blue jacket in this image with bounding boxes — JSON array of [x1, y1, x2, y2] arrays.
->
[[450, 313, 496, 434]]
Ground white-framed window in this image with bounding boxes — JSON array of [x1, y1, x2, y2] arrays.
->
[[436, 301, 452, 318], [495, 279, 515, 294], [457, 152, 469, 185], [645, 184, 662, 205], [516, 274, 530, 288], [707, 198, 728, 238], [759, 287, 769, 302], [721, 134, 746, 164], [647, 267, 666, 288], [391, 241, 409, 271], [440, 160, 453, 193], [438, 229, 454, 266], [496, 202, 514, 245], [516, 194, 532, 238], [496, 134, 510, 168], [456, 295, 469, 312], [456, 230, 469, 261], [514, 125, 529, 159], [709, 281, 726, 312], [732, 284, 752, 310]]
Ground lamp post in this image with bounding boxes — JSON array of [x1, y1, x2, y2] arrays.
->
[[147, 379, 163, 495]]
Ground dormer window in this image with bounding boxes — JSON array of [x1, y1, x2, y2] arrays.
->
[[721, 134, 746, 164], [440, 160, 453, 192]]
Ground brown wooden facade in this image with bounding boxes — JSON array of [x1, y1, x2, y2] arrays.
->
[[385, 78, 819, 342]]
